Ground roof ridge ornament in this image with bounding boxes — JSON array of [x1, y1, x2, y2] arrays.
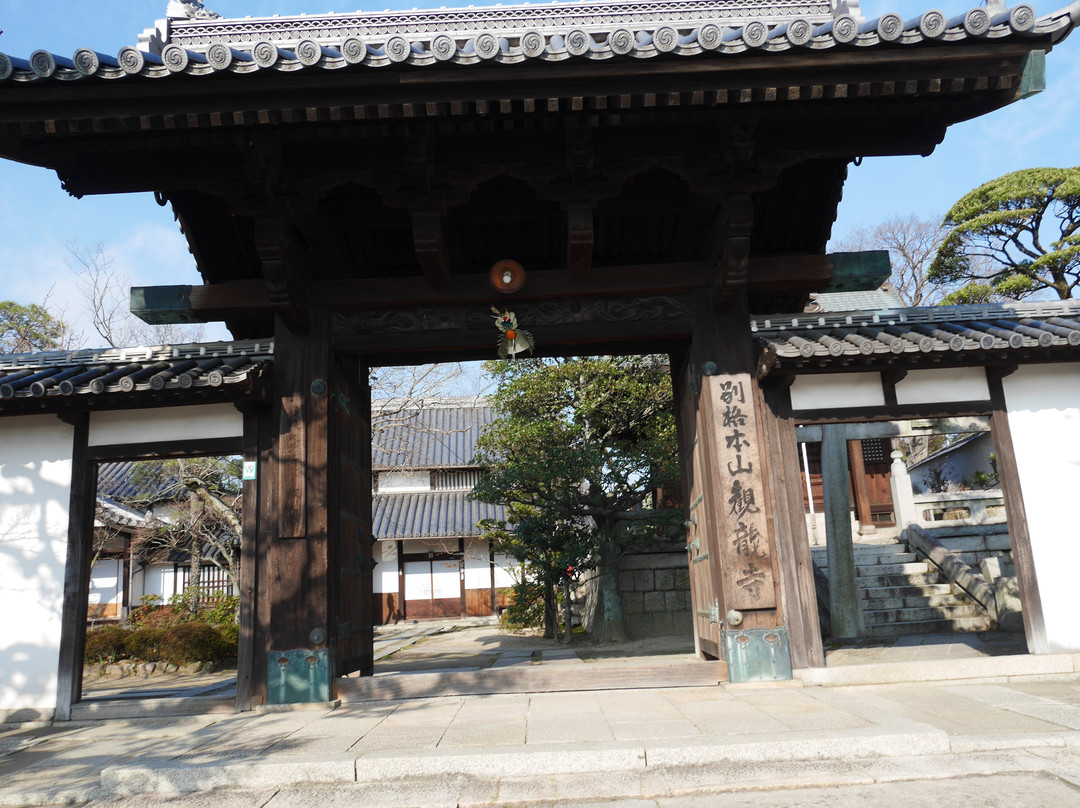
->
[[166, 0, 220, 21]]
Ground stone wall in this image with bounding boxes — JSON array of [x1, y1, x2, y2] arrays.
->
[[616, 550, 693, 640]]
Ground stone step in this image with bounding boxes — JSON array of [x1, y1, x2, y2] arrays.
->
[[863, 604, 987, 624], [811, 547, 914, 565], [860, 583, 955, 600], [816, 554, 921, 574], [863, 616, 994, 638], [857, 573, 945, 588], [862, 593, 971, 611], [855, 561, 934, 576]]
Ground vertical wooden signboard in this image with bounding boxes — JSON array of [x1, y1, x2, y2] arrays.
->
[[707, 373, 776, 611]]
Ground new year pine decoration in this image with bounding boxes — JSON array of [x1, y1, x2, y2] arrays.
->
[[491, 306, 535, 359]]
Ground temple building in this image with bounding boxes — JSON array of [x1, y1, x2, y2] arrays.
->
[[2, 0, 1080, 721]]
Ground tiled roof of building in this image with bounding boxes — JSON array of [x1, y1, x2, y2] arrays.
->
[[0, 339, 272, 411], [372, 398, 494, 470], [753, 300, 1080, 376], [372, 489, 505, 540], [0, 3, 1071, 83], [806, 286, 905, 313]]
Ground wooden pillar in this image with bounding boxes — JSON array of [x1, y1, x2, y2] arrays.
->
[[489, 548, 497, 616], [759, 382, 825, 668], [987, 372, 1047, 654], [397, 540, 406, 622], [458, 537, 467, 619], [847, 440, 874, 532], [235, 404, 266, 712], [55, 413, 94, 722], [261, 312, 334, 701], [328, 352, 375, 677], [821, 424, 865, 639], [687, 296, 783, 634]]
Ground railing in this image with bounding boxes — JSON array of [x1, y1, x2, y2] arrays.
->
[[911, 490, 1005, 526], [904, 524, 995, 616]]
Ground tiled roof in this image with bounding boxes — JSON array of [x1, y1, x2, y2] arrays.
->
[[807, 287, 905, 313], [373, 489, 505, 540], [0, 2, 1070, 82], [0, 339, 272, 410], [372, 398, 494, 470], [753, 300, 1080, 376]]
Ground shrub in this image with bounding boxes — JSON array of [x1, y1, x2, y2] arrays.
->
[[129, 605, 184, 629], [84, 625, 128, 663], [161, 623, 221, 665], [199, 594, 240, 626], [214, 622, 240, 658], [124, 627, 166, 661], [499, 579, 546, 632]]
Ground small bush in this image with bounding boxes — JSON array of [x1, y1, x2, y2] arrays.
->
[[124, 627, 166, 661], [200, 594, 240, 626], [84, 625, 128, 663], [161, 623, 221, 665], [499, 579, 546, 632], [129, 605, 184, 629], [214, 622, 240, 658]]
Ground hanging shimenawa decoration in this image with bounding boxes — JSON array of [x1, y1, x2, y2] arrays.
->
[[491, 306, 535, 360]]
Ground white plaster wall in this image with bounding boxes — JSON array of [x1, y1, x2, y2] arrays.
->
[[89, 559, 122, 607], [493, 554, 517, 588], [139, 564, 180, 602], [373, 540, 398, 594], [88, 403, 242, 447], [0, 415, 74, 715], [789, 373, 885, 412], [1002, 364, 1080, 653], [464, 546, 491, 590], [895, 367, 990, 406]]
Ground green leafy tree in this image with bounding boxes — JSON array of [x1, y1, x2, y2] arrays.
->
[[471, 356, 682, 643], [123, 456, 244, 608], [0, 300, 67, 354], [479, 503, 594, 641], [930, 167, 1080, 303]]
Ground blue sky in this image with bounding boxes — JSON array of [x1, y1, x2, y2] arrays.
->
[[0, 0, 1077, 344]]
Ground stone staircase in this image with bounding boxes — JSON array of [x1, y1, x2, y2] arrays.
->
[[812, 542, 994, 638]]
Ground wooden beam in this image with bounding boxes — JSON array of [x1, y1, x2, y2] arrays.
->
[[132, 254, 841, 324]]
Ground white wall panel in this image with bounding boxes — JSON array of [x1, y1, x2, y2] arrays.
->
[[1003, 363, 1080, 653], [373, 540, 398, 594], [89, 403, 242, 447], [895, 367, 989, 405], [0, 415, 74, 715], [789, 373, 885, 412]]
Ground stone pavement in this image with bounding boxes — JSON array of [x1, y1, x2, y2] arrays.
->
[[4, 638, 1080, 807]]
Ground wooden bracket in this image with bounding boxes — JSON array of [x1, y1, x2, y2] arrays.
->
[[256, 216, 309, 333], [711, 194, 754, 306], [567, 202, 594, 281], [412, 209, 451, 288]]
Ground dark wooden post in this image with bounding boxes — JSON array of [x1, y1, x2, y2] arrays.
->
[[55, 413, 94, 722], [689, 297, 783, 630], [759, 381, 825, 668], [235, 404, 265, 712], [821, 424, 865, 639], [261, 312, 334, 702], [987, 372, 1047, 654], [328, 353, 374, 677]]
